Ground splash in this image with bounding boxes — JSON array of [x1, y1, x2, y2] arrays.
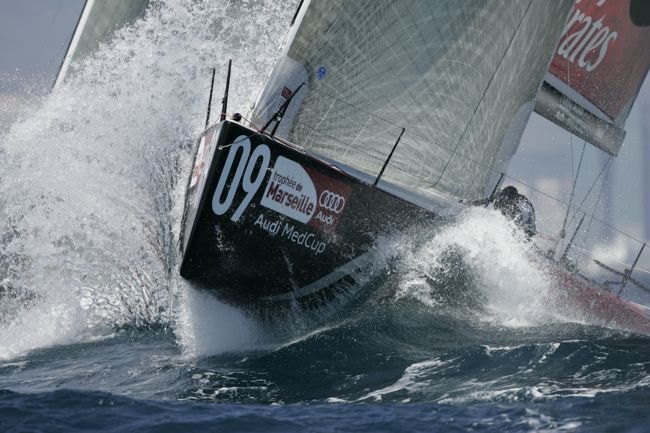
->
[[397, 207, 560, 327], [174, 283, 263, 357], [0, 0, 295, 359]]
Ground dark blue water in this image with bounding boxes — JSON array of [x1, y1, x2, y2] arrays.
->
[[2, 0, 650, 431], [2, 389, 649, 433], [2, 305, 650, 432]]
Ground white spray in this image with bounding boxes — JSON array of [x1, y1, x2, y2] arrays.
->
[[397, 207, 562, 327], [0, 0, 295, 359]]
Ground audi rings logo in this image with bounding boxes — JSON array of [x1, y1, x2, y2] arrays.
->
[[318, 190, 346, 213]]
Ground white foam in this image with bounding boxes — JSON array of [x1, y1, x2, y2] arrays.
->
[[398, 206, 562, 327], [0, 294, 111, 360], [174, 284, 261, 357]]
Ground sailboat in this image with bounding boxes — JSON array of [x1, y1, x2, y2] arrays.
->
[[179, 0, 650, 330]]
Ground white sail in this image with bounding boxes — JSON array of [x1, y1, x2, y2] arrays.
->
[[253, 0, 573, 199]]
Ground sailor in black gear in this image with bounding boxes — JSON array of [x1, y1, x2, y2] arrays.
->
[[474, 186, 537, 238]]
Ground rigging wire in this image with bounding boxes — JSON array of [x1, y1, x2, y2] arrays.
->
[[572, 156, 613, 265], [557, 139, 587, 246], [570, 130, 575, 181], [581, 157, 612, 246], [565, 153, 612, 231], [568, 56, 574, 180]]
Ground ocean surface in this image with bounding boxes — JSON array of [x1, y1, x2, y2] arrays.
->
[[1, 1, 650, 432]]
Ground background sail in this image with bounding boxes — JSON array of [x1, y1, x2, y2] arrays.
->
[[55, 0, 150, 87], [534, 0, 650, 156], [254, 0, 573, 200]]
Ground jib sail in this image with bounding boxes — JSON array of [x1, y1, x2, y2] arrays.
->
[[252, 0, 573, 199]]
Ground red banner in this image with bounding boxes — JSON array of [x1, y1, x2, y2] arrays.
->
[[548, 0, 650, 121]]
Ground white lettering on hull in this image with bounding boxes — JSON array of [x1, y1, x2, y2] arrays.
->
[[260, 156, 317, 223], [253, 213, 326, 255]]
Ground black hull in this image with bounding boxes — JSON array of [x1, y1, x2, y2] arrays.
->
[[180, 121, 435, 313], [177, 121, 650, 335]]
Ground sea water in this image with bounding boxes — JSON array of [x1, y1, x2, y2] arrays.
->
[[1, 1, 650, 432]]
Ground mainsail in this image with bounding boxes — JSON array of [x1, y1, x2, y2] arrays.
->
[[253, 0, 573, 200], [534, 0, 650, 156]]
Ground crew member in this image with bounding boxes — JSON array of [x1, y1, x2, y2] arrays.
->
[[474, 186, 537, 238]]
